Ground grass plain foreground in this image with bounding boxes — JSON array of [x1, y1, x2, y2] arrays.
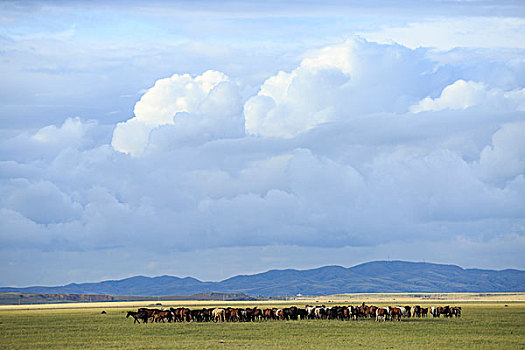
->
[[0, 302, 524, 349]]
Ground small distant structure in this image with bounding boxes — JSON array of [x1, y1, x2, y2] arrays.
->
[[296, 293, 303, 297], [100, 310, 107, 314]]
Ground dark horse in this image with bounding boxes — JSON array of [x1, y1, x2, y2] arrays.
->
[[126, 311, 149, 324]]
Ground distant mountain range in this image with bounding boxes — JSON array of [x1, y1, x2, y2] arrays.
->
[[1, 261, 523, 296]]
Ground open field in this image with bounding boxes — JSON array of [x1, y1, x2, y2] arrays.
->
[[304, 292, 525, 303], [1, 292, 523, 310], [1, 301, 524, 349]]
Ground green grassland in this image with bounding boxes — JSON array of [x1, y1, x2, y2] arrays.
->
[[1, 303, 524, 349]]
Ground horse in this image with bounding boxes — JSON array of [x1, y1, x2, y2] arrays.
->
[[411, 305, 421, 318], [452, 306, 462, 318], [126, 311, 148, 324], [212, 308, 225, 322], [389, 307, 402, 321], [138, 308, 158, 322], [375, 308, 388, 322], [153, 310, 173, 323], [252, 307, 263, 321], [421, 307, 428, 317], [262, 308, 273, 320]]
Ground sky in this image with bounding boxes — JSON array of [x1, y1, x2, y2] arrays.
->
[[0, 0, 524, 287]]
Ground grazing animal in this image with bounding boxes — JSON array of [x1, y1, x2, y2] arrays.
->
[[191, 309, 203, 322], [126, 311, 148, 324], [375, 308, 388, 322], [181, 307, 192, 322], [123, 304, 460, 325], [240, 309, 249, 322], [262, 308, 273, 320], [252, 307, 263, 321], [153, 310, 173, 323], [430, 306, 438, 317], [227, 308, 240, 322], [314, 307, 325, 320], [437, 306, 452, 318], [421, 307, 428, 317], [297, 308, 308, 320], [411, 305, 421, 318], [404, 306, 411, 318], [138, 308, 158, 322], [306, 306, 316, 319], [389, 307, 402, 321], [212, 308, 225, 322], [276, 309, 284, 320], [452, 306, 462, 318], [362, 305, 375, 318]]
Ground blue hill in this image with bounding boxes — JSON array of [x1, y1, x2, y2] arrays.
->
[[1, 261, 523, 296]]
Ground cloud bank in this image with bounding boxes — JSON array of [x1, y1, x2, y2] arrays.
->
[[112, 70, 243, 156], [1, 37, 524, 285]]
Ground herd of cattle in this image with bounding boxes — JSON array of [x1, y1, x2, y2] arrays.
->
[[126, 304, 461, 324]]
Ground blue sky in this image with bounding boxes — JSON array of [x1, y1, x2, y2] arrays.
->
[[1, 0, 524, 286]]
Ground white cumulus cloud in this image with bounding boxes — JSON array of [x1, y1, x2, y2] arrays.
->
[[111, 70, 243, 156], [244, 38, 435, 137], [410, 80, 525, 113]]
